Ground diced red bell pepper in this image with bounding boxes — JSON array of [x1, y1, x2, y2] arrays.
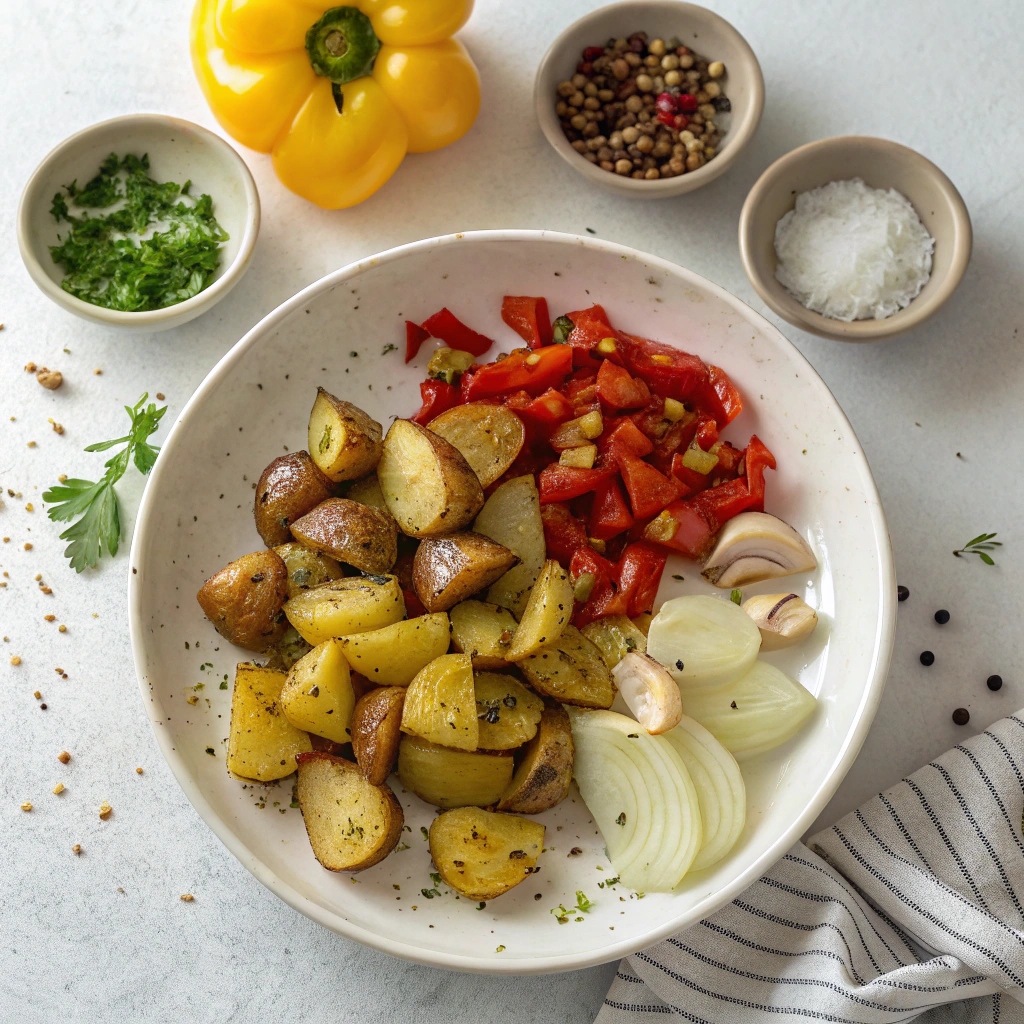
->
[[714, 441, 743, 479], [565, 305, 616, 364], [405, 320, 430, 363], [644, 500, 715, 559], [402, 588, 427, 619], [617, 542, 668, 617], [538, 462, 618, 503], [510, 387, 574, 442], [695, 414, 719, 450], [619, 333, 709, 403], [696, 365, 744, 427], [541, 503, 590, 565], [596, 358, 652, 410], [421, 307, 494, 357], [648, 418, 699, 474], [570, 546, 628, 626], [617, 451, 685, 518], [689, 435, 776, 531], [501, 296, 552, 350], [669, 454, 711, 496], [589, 477, 634, 541], [411, 379, 460, 425], [602, 418, 655, 460], [461, 344, 573, 401]]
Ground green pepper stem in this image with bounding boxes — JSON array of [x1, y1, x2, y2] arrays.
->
[[306, 6, 380, 85]]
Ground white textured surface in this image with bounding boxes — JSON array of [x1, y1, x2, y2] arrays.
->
[[0, 0, 1021, 1020]]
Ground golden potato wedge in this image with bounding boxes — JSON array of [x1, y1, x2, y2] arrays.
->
[[284, 575, 405, 645], [401, 653, 478, 750], [290, 497, 397, 575], [486, 563, 541, 619], [412, 532, 518, 613], [449, 600, 517, 669], [580, 614, 648, 670], [497, 704, 574, 813], [280, 639, 355, 744], [296, 752, 403, 870], [308, 389, 383, 483], [254, 450, 335, 547], [378, 419, 484, 538], [262, 626, 314, 671], [197, 549, 289, 652], [346, 473, 387, 510], [350, 686, 406, 785], [397, 735, 513, 808], [227, 663, 312, 781], [518, 625, 614, 708], [474, 672, 544, 750], [428, 403, 526, 487], [429, 807, 545, 900], [274, 541, 345, 600], [339, 613, 451, 686], [506, 560, 574, 661]]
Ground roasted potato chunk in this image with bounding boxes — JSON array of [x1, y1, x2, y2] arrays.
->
[[449, 600, 517, 669], [346, 473, 387, 510], [474, 672, 544, 750], [308, 389, 383, 483], [397, 735, 513, 808], [296, 752, 403, 871], [339, 613, 451, 686], [254, 450, 334, 547], [280, 639, 355, 744], [197, 549, 289, 652], [284, 575, 405, 645], [378, 419, 484, 537], [506, 560, 574, 661], [428, 403, 526, 487], [290, 497, 397, 575], [401, 653, 478, 750], [274, 541, 345, 599], [351, 687, 406, 785], [412, 532, 518, 613], [581, 615, 648, 670], [518, 625, 614, 708], [227, 663, 312, 781], [429, 807, 544, 900], [498, 704, 574, 813]]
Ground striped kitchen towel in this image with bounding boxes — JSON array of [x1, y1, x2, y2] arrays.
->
[[597, 712, 1024, 1024]]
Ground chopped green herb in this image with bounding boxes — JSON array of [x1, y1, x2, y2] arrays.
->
[[394, 842, 410, 852], [575, 891, 594, 913], [420, 826, 429, 840], [349, 351, 359, 358], [381, 343, 398, 355], [318, 424, 333, 455], [953, 532, 1001, 565], [551, 904, 571, 924], [597, 876, 620, 889], [671, 574, 684, 581], [730, 589, 742, 605], [477, 901, 486, 910], [420, 887, 440, 899], [430, 871, 443, 887], [495, 945, 505, 952], [42, 394, 166, 571]]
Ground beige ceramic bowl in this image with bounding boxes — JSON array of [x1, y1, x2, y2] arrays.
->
[[739, 136, 972, 342], [534, 1, 764, 198]]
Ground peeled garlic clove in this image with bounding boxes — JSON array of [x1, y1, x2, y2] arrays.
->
[[741, 593, 818, 650], [611, 652, 682, 734], [702, 512, 816, 588]]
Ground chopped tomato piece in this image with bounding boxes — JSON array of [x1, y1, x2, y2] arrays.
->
[[411, 380, 459, 425], [565, 305, 615, 364], [619, 333, 709, 402], [690, 435, 776, 530], [618, 542, 667, 617], [570, 547, 628, 626], [617, 451, 685, 518], [538, 462, 617, 503], [462, 345, 573, 400], [541, 503, 590, 564], [589, 477, 634, 541], [643, 501, 715, 559], [422, 307, 494, 357], [501, 296, 552, 350], [405, 320, 430, 363], [596, 358, 652, 410]]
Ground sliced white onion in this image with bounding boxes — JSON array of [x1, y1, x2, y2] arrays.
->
[[678, 660, 817, 761], [647, 595, 762, 690], [568, 708, 702, 892], [663, 715, 746, 871]]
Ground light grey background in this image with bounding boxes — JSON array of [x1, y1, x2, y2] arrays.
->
[[1, 0, 1021, 1021]]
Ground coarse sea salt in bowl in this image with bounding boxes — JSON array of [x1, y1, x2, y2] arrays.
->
[[738, 136, 972, 342]]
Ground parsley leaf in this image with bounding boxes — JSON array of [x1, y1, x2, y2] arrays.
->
[[43, 394, 167, 572]]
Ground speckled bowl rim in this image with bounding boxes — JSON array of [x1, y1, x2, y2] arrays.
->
[[534, 1, 765, 197], [738, 136, 973, 342], [128, 229, 895, 974], [16, 113, 260, 330]]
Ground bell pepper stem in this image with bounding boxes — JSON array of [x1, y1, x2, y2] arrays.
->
[[306, 6, 380, 85]]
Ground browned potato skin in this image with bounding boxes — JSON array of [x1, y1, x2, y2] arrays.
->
[[290, 498, 398, 575], [412, 532, 518, 613], [497, 704, 574, 813], [196, 550, 289, 651], [308, 389, 384, 483], [351, 687, 406, 785], [254, 451, 335, 547]]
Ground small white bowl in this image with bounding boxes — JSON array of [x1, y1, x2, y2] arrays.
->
[[17, 113, 260, 333], [534, 1, 764, 198]]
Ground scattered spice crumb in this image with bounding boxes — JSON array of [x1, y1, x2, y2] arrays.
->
[[136, 767, 143, 774], [495, 945, 505, 952], [180, 894, 194, 902], [93, 369, 102, 375], [98, 801, 113, 820], [27, 441, 36, 448], [48, 419, 64, 435], [21, 801, 32, 812], [44, 615, 55, 622], [58, 474, 67, 483], [10, 656, 21, 666], [72, 844, 81, 855], [24, 542, 32, 550], [58, 625, 67, 633], [53, 782, 65, 795], [58, 751, 71, 764], [156, 393, 165, 401], [25, 503, 34, 512], [24, 362, 37, 373], [33, 691, 42, 699], [40, 583, 52, 594], [36, 368, 63, 390]]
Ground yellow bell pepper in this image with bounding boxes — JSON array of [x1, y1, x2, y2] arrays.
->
[[191, 0, 480, 208]]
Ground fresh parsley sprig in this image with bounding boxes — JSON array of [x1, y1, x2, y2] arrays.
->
[[952, 532, 1001, 566], [43, 394, 167, 572]]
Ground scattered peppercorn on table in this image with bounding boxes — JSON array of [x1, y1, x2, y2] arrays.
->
[[1, 0, 1022, 1020]]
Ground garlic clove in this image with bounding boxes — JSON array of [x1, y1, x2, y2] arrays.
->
[[741, 593, 818, 650], [611, 652, 683, 734], [702, 512, 817, 588]]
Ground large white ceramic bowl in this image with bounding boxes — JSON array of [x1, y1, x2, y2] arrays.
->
[[129, 230, 894, 973]]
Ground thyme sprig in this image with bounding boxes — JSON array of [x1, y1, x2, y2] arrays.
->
[[953, 533, 1001, 566]]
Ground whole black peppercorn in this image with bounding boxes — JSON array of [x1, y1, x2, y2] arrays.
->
[[920, 651, 935, 666], [897, 585, 909, 602], [934, 609, 950, 624], [987, 674, 1003, 691], [952, 708, 970, 726]]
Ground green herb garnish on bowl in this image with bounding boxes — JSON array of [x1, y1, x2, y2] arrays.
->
[[48, 153, 228, 312]]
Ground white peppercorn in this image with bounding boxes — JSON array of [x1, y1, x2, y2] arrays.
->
[[621, 126, 640, 144], [614, 158, 633, 175], [661, 54, 680, 71], [664, 69, 681, 87], [648, 38, 666, 56], [624, 94, 643, 113], [704, 80, 721, 98], [679, 54, 694, 69], [635, 73, 653, 92], [571, 73, 587, 89], [708, 61, 725, 78]]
